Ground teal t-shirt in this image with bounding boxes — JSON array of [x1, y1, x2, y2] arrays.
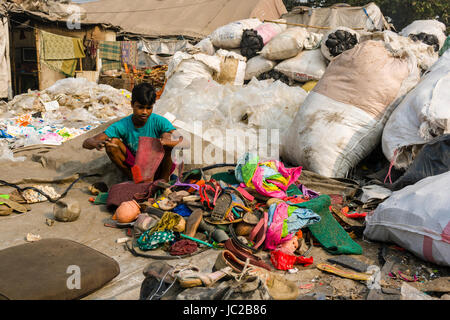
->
[[104, 114, 176, 155]]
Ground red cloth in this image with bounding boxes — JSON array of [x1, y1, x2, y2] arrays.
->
[[342, 211, 367, 218], [270, 250, 314, 270], [282, 196, 309, 204], [169, 239, 198, 256]]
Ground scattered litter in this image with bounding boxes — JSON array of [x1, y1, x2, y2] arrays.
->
[[22, 185, 61, 204], [26, 233, 42, 242], [116, 237, 131, 244]]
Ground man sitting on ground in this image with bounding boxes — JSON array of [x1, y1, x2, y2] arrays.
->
[[82, 83, 182, 181]]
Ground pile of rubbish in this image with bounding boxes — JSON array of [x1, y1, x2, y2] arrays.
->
[[146, 14, 450, 293], [0, 78, 131, 156]]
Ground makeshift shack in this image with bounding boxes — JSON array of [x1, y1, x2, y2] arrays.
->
[[5, 1, 118, 95]]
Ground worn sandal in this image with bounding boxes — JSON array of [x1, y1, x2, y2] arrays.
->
[[0, 205, 13, 216], [0, 198, 28, 213], [176, 266, 233, 288]]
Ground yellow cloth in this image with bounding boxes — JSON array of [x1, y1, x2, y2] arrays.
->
[[41, 31, 85, 60], [301, 80, 318, 92], [40, 30, 85, 77], [44, 59, 78, 77], [150, 211, 183, 234]]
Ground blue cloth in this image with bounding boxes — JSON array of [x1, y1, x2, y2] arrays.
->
[[285, 207, 321, 234], [0, 130, 13, 138], [267, 203, 277, 227], [172, 203, 192, 217], [104, 114, 176, 155]]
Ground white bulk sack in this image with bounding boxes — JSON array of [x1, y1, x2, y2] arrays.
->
[[364, 171, 450, 267], [400, 20, 447, 50], [163, 51, 221, 95], [254, 20, 287, 45], [194, 37, 215, 56], [381, 31, 439, 71], [275, 49, 327, 82], [260, 27, 309, 60], [245, 55, 277, 80], [210, 19, 262, 49], [214, 49, 246, 86], [321, 26, 360, 61], [382, 50, 450, 169], [282, 41, 420, 178]]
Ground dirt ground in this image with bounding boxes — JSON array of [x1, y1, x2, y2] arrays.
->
[[0, 128, 449, 300]]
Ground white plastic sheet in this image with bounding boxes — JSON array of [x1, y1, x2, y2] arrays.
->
[[154, 78, 307, 164]]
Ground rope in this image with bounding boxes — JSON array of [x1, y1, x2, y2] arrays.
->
[[0, 173, 101, 203], [384, 149, 399, 184], [263, 19, 365, 31]]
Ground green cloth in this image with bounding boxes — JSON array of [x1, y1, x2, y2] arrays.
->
[[137, 230, 175, 251], [211, 171, 239, 185], [294, 195, 363, 255], [101, 59, 121, 71], [239, 154, 259, 185], [99, 41, 121, 61], [0, 195, 10, 205], [286, 184, 303, 197], [439, 36, 450, 56], [100, 41, 122, 71], [93, 192, 108, 205], [281, 206, 298, 238]]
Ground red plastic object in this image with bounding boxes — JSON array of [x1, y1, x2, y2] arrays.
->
[[270, 250, 314, 270], [131, 137, 165, 184]]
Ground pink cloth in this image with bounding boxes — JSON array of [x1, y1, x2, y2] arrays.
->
[[264, 202, 293, 250], [251, 161, 302, 198]]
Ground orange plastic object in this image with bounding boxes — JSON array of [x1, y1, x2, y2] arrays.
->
[[112, 200, 141, 223]]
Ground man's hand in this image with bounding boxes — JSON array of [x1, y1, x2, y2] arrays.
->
[[83, 133, 118, 151], [160, 135, 183, 148]]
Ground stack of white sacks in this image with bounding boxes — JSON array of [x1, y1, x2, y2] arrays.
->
[[162, 18, 331, 96]]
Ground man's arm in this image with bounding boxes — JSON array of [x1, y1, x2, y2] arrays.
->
[[160, 130, 185, 148], [82, 132, 116, 150]]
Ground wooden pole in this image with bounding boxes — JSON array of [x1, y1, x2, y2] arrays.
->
[[34, 28, 41, 91], [8, 17, 17, 96], [263, 19, 365, 31]]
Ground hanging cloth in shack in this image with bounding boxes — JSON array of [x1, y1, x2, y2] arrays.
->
[[120, 41, 137, 68], [138, 39, 191, 67], [99, 41, 121, 71], [40, 30, 85, 77]]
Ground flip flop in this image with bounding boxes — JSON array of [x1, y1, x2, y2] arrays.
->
[[0, 198, 28, 213], [210, 192, 233, 222], [0, 205, 13, 216]]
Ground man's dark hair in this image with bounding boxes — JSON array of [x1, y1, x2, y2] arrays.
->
[[131, 83, 156, 106]]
